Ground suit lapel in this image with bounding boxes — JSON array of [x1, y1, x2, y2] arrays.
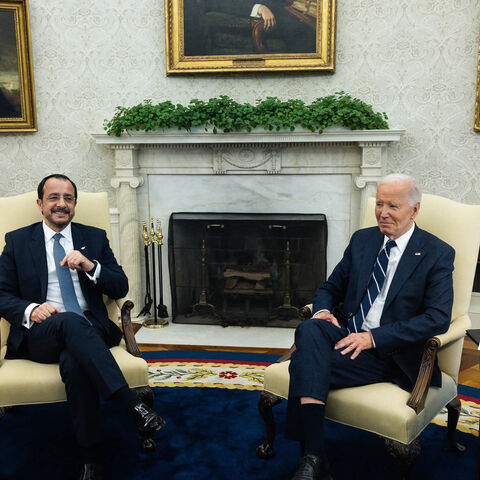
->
[[383, 226, 426, 313], [354, 229, 384, 305], [29, 223, 48, 300]]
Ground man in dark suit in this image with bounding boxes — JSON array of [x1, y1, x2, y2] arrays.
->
[[287, 174, 454, 480], [0, 174, 165, 480]]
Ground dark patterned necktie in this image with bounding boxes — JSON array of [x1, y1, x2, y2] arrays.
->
[[53, 233, 84, 317], [348, 239, 397, 333]]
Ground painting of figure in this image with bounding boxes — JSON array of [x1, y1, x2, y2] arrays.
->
[[183, 0, 317, 56], [0, 9, 22, 118], [167, 0, 335, 73]]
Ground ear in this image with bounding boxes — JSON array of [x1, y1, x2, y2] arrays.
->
[[411, 202, 420, 220], [36, 198, 43, 213]]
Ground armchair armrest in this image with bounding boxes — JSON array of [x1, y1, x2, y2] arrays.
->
[[406, 314, 471, 414], [434, 314, 471, 347], [406, 337, 440, 413], [116, 300, 142, 358]]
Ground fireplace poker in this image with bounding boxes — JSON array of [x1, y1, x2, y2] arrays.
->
[[155, 220, 169, 319]]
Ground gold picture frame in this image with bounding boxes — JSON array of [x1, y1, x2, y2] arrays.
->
[[0, 0, 36, 132], [475, 36, 480, 132], [165, 0, 336, 74]]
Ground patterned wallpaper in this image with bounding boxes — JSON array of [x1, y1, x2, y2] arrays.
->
[[0, 0, 479, 204]]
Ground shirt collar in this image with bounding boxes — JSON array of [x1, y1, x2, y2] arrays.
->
[[382, 222, 415, 254], [42, 221, 73, 243]]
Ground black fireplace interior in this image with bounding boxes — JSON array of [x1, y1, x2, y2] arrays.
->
[[168, 213, 327, 327]]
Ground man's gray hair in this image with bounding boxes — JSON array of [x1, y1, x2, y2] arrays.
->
[[380, 174, 422, 206]]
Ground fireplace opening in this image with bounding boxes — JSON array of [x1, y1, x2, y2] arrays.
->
[[168, 213, 327, 327]]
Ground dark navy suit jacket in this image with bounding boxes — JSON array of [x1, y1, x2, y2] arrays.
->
[[313, 225, 454, 390], [0, 222, 129, 359]]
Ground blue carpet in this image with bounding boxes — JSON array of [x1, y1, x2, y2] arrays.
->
[[0, 386, 477, 479]]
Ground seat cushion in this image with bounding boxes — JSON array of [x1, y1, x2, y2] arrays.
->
[[0, 342, 149, 407], [264, 360, 457, 444]]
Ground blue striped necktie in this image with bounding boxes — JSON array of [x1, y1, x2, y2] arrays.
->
[[53, 233, 85, 317], [348, 239, 397, 333]]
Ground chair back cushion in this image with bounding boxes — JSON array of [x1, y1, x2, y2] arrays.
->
[[0, 191, 117, 360]]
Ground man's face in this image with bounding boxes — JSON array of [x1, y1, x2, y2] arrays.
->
[[37, 178, 77, 232], [375, 181, 419, 240]]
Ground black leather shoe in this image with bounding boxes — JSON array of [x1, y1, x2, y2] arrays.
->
[[292, 454, 332, 480], [79, 463, 102, 480], [132, 402, 166, 435]]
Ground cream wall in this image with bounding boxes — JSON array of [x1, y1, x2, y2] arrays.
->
[[0, 0, 479, 204]]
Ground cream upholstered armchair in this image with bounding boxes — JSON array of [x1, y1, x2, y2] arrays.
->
[[256, 193, 480, 476], [0, 191, 156, 450]]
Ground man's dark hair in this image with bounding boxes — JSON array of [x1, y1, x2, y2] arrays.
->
[[37, 174, 78, 200]]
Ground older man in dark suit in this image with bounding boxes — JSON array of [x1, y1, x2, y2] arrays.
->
[[0, 174, 165, 480], [287, 174, 454, 479]]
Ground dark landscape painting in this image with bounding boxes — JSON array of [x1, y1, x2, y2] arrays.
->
[[0, 9, 22, 118]]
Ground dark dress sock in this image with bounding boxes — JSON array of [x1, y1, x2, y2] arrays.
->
[[110, 385, 140, 412], [300, 403, 326, 458]]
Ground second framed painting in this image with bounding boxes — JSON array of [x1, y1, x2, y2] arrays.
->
[[165, 0, 336, 74]]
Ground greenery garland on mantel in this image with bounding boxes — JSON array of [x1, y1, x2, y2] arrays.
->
[[104, 92, 389, 137]]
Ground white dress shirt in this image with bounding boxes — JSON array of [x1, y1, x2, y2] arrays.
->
[[22, 221, 101, 328]]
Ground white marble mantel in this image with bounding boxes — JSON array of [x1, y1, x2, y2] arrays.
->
[[93, 129, 404, 316]]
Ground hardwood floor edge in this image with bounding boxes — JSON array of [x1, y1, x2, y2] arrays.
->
[[138, 343, 289, 354]]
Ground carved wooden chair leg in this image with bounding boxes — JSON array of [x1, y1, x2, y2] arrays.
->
[[256, 390, 283, 459], [384, 438, 421, 479], [133, 386, 159, 452], [446, 395, 466, 453]]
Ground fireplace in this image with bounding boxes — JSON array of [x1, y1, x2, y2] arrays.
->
[[168, 213, 327, 327], [94, 128, 403, 315]]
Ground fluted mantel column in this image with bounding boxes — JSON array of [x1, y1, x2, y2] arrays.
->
[[110, 145, 144, 316], [354, 141, 388, 228]]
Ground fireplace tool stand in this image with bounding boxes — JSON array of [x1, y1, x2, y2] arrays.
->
[[141, 219, 169, 328]]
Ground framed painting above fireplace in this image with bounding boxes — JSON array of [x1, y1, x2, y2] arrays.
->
[[165, 0, 336, 74]]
